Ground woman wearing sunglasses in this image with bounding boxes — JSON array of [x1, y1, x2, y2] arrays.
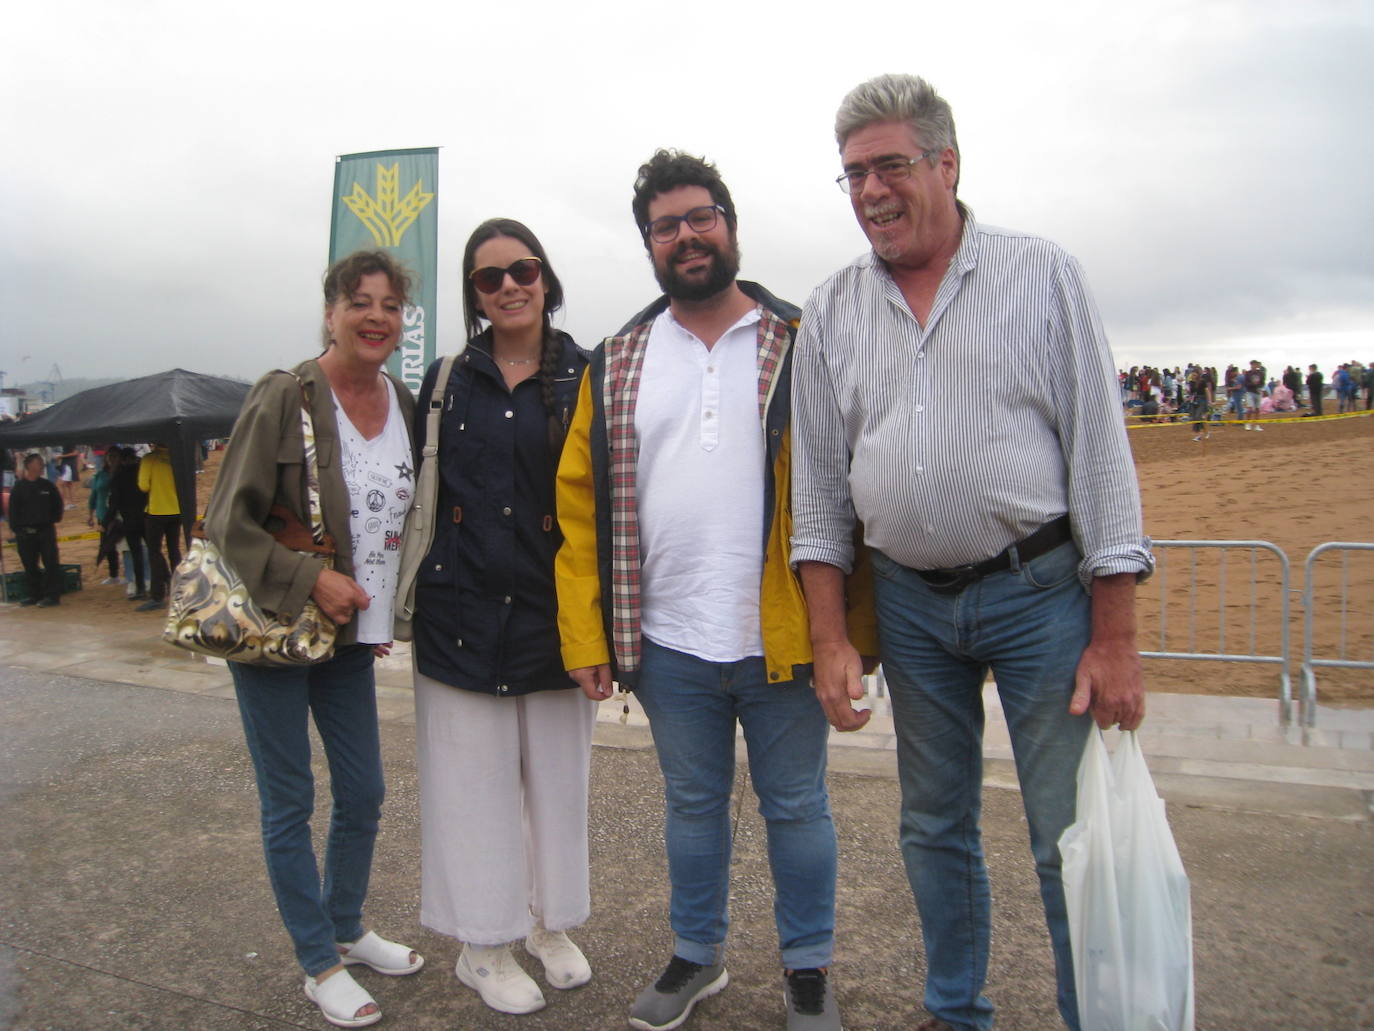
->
[[403, 218, 592, 1016]]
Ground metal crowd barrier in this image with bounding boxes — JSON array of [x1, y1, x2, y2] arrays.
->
[[1301, 543, 1374, 727], [861, 664, 887, 706], [1140, 540, 1294, 719], [857, 541, 1297, 716], [857, 539, 1370, 728]]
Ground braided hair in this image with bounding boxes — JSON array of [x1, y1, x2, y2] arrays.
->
[[537, 324, 569, 451], [461, 218, 569, 450]]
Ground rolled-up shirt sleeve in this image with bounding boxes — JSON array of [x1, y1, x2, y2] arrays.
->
[[1051, 256, 1154, 586], [789, 297, 858, 574]]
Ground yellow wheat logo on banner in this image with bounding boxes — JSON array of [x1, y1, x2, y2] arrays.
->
[[341, 163, 435, 247]]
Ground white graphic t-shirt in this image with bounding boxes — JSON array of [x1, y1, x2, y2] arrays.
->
[[333, 380, 413, 644]]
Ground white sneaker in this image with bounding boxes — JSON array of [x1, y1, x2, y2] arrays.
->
[[1254, 425, 1263, 431], [1244, 424, 1253, 430], [525, 924, 592, 988], [456, 943, 545, 1014]]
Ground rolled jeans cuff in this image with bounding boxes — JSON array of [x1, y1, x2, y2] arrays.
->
[[781, 941, 834, 971], [674, 935, 724, 968]]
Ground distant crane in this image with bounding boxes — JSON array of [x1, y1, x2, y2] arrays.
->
[[38, 364, 63, 402]]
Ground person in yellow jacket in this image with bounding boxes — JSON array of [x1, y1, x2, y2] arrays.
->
[[554, 149, 875, 1031], [136, 444, 181, 611]]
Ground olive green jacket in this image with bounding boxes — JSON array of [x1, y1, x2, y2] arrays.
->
[[203, 359, 415, 647]]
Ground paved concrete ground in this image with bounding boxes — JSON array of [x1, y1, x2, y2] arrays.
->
[[1, 614, 1372, 1029]]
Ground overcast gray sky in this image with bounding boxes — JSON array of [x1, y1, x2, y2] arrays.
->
[[3, 0, 1371, 389]]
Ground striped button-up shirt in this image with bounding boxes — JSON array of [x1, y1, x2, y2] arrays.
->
[[790, 212, 1151, 588]]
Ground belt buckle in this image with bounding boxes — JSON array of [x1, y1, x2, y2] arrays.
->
[[917, 564, 979, 595]]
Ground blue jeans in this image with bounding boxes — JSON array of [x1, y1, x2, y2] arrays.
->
[[231, 644, 385, 976], [634, 638, 836, 970], [871, 541, 1092, 1031]]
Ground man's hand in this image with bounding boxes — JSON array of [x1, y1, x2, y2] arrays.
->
[[311, 567, 370, 625], [812, 638, 872, 732], [1069, 638, 1144, 730], [1068, 573, 1144, 730], [569, 664, 614, 701], [798, 560, 873, 732]]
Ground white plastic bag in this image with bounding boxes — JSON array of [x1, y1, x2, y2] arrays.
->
[[1058, 730, 1195, 1031]]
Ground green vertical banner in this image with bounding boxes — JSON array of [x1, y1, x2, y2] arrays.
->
[[329, 147, 438, 395]]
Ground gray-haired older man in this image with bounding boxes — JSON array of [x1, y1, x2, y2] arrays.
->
[[789, 74, 1153, 1031]]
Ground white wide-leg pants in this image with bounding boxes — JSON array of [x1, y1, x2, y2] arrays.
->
[[413, 671, 595, 946]]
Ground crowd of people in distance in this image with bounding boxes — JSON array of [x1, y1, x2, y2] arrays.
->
[[1120, 360, 1374, 435], [1, 441, 188, 608]]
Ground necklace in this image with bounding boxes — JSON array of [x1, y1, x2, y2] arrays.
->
[[500, 355, 540, 367]]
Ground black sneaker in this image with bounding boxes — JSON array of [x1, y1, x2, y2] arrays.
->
[[628, 955, 728, 1031], [36, 598, 60, 608], [785, 968, 842, 1030]]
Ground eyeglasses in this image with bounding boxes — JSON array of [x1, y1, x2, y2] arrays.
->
[[469, 257, 542, 295], [643, 204, 726, 244], [835, 152, 936, 194]]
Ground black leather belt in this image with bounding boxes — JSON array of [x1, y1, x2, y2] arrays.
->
[[914, 515, 1074, 595]]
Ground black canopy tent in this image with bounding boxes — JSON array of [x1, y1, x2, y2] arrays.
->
[[0, 369, 250, 539]]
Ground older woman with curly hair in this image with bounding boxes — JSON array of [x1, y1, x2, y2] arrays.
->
[[205, 250, 424, 1028]]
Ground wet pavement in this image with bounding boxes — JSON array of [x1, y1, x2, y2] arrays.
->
[[0, 610, 1371, 1029]]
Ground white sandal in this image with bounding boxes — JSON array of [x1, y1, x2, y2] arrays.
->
[[338, 930, 425, 976], [303, 968, 381, 1028]]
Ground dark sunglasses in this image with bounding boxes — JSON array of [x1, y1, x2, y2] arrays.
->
[[469, 257, 543, 295]]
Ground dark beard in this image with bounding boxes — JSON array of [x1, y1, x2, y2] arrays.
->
[[653, 237, 741, 302]]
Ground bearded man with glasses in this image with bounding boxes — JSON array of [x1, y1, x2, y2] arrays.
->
[[555, 149, 875, 1031], [790, 74, 1153, 1031]]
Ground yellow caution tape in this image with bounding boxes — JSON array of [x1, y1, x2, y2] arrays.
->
[[1125, 410, 1370, 431]]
